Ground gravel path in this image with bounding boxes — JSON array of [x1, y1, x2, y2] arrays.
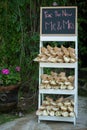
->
[[0, 96, 87, 130]]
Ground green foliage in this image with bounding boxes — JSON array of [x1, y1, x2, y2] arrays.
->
[[0, 0, 87, 93], [0, 0, 21, 66], [0, 113, 19, 125]]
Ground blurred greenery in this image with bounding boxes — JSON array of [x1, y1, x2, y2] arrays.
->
[[0, 0, 87, 94], [0, 113, 19, 124], [0, 0, 87, 125]]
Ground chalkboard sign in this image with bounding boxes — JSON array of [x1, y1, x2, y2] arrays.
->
[[40, 7, 77, 35]]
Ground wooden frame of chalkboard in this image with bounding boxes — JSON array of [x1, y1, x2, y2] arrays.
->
[[40, 6, 77, 36]]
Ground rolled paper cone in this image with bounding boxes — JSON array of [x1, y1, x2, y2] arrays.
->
[[61, 105, 67, 111], [42, 110, 48, 116], [70, 58, 76, 63], [55, 111, 62, 116], [67, 85, 74, 90], [68, 106, 74, 112], [68, 76, 74, 83], [63, 55, 70, 63], [69, 112, 75, 117], [61, 111, 69, 117], [36, 109, 42, 116], [47, 45, 53, 51], [46, 96, 53, 102], [49, 111, 55, 116], [68, 47, 75, 53]]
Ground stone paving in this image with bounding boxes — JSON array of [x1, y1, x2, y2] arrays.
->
[[0, 96, 87, 130]]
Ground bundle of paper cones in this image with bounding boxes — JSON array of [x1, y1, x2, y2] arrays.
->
[[40, 71, 74, 90], [34, 45, 76, 63], [36, 96, 75, 117]]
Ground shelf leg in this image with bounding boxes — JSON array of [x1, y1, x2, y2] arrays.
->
[[74, 116, 76, 126], [38, 118, 40, 123]]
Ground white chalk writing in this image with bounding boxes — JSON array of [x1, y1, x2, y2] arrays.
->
[[44, 11, 53, 18], [45, 20, 74, 31]]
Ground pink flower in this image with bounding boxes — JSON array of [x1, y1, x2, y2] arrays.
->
[[15, 66, 20, 72], [1, 69, 10, 75]]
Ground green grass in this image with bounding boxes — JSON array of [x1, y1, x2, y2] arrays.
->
[[0, 104, 37, 125], [0, 113, 19, 125]]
